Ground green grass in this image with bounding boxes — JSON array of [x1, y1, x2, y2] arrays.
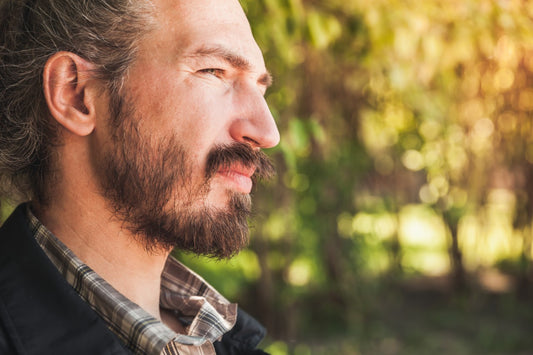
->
[[263, 281, 533, 355]]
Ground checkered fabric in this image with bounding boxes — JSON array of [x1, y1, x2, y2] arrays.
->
[[28, 206, 237, 355]]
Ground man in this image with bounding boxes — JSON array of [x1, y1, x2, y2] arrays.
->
[[0, 0, 280, 353]]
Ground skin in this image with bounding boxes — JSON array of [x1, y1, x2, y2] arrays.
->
[[35, 0, 279, 332]]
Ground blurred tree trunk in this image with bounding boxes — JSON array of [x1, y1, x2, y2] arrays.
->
[[254, 235, 275, 331], [443, 210, 466, 292], [517, 165, 533, 297]]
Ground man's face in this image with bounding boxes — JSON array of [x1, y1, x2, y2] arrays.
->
[[93, 0, 280, 256]]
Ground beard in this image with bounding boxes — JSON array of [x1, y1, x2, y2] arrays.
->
[[95, 93, 275, 258]]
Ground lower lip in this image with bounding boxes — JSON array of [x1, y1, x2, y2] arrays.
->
[[217, 171, 253, 194]]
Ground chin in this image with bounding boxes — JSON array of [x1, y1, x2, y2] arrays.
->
[[205, 189, 248, 211]]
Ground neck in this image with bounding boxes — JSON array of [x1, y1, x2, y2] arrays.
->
[[33, 194, 170, 320]]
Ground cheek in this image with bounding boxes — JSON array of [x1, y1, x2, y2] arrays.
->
[[126, 67, 233, 168]]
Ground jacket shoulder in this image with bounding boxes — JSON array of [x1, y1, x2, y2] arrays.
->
[[0, 205, 131, 355]]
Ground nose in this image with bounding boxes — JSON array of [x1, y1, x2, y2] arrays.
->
[[229, 87, 280, 149]]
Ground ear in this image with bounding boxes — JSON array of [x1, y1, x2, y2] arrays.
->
[[43, 52, 100, 136]]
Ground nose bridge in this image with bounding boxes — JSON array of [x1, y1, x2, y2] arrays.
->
[[230, 83, 280, 149]]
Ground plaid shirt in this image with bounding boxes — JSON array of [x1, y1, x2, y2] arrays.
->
[[27, 207, 237, 355]]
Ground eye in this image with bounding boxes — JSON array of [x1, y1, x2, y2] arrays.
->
[[198, 68, 225, 78]]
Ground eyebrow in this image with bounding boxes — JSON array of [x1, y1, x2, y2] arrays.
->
[[187, 45, 273, 87]]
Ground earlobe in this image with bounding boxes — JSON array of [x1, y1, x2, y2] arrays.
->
[[43, 52, 99, 137]]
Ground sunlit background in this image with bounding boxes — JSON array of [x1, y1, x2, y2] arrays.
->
[[3, 0, 533, 354]]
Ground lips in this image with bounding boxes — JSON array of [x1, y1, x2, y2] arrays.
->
[[217, 163, 256, 194]]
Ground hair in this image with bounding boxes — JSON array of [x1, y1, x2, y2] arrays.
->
[[0, 0, 154, 204]]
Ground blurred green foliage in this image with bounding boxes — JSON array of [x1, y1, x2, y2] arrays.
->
[[2, 0, 533, 353], [179, 0, 533, 353]]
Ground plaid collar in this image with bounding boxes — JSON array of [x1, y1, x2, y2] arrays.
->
[[27, 206, 237, 355]]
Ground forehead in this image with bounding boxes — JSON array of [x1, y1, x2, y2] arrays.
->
[[148, 0, 266, 69]]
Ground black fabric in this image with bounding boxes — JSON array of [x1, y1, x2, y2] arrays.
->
[[0, 205, 269, 354], [0, 205, 131, 355], [213, 309, 269, 355]]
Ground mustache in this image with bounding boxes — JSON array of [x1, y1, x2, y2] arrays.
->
[[205, 142, 275, 182]]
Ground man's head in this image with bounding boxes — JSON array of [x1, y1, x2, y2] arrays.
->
[[0, 0, 280, 256], [0, 0, 154, 202]]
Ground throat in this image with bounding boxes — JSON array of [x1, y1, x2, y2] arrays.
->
[[160, 308, 187, 334]]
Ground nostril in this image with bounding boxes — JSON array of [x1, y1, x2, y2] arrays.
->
[[243, 136, 260, 147]]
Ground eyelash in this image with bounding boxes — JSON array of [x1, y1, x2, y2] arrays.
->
[[199, 68, 225, 77]]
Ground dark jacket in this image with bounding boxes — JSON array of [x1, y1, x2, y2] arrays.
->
[[0, 205, 267, 354]]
